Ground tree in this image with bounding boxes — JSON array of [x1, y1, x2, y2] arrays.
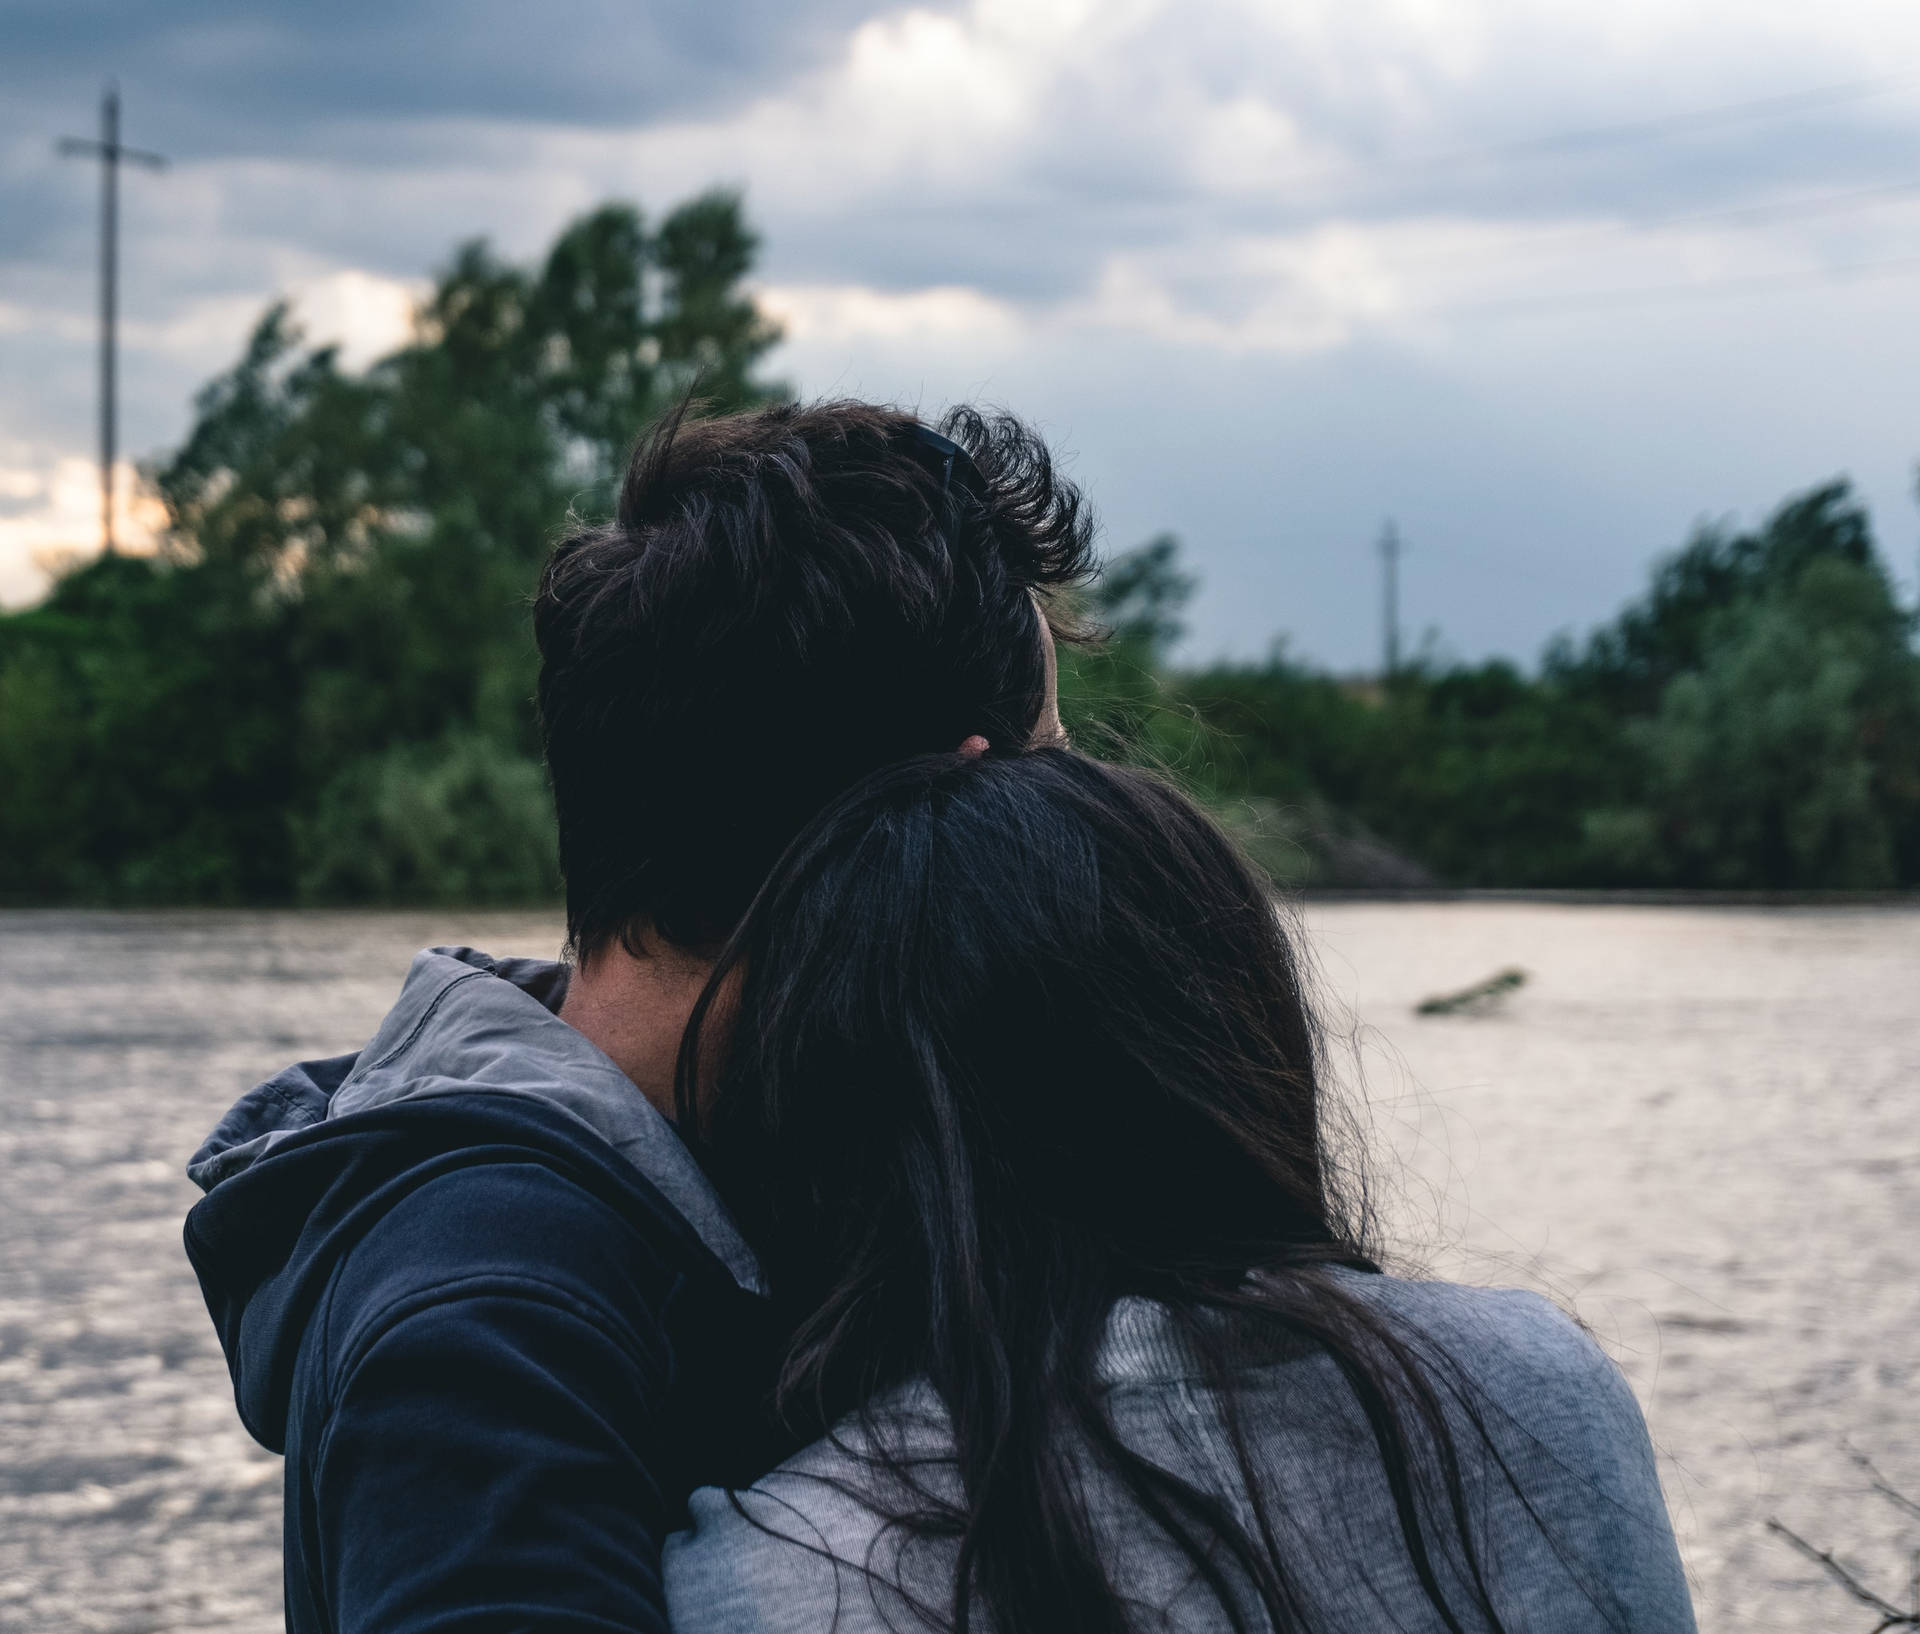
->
[[0, 192, 783, 902], [1547, 480, 1877, 714], [1575, 483, 1920, 887], [1056, 532, 1199, 758], [1593, 557, 1920, 886], [9, 205, 1918, 902]]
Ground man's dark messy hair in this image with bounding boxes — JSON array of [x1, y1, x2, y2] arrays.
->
[[534, 399, 1096, 963]]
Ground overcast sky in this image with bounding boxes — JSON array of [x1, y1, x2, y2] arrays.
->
[[5, 0, 1920, 669]]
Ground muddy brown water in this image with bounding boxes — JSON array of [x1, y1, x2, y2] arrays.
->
[[1, 905, 1914, 1632]]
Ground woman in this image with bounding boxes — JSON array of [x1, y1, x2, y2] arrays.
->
[[665, 748, 1693, 1633]]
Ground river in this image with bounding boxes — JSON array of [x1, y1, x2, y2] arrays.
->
[[1, 904, 1914, 1632]]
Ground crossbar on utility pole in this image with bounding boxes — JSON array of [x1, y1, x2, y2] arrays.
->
[[59, 83, 166, 557], [1378, 520, 1404, 679]]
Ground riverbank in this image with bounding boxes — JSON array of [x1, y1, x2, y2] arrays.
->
[[2, 905, 1914, 1632]]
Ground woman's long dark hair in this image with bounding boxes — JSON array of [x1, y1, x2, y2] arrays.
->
[[677, 749, 1535, 1634]]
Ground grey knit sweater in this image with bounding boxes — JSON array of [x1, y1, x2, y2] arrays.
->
[[664, 1272, 1695, 1632]]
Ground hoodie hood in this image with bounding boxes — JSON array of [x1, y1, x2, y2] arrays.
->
[[185, 947, 768, 1452], [189, 945, 762, 1295]]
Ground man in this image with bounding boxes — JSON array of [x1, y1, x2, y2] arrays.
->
[[184, 400, 1092, 1634]]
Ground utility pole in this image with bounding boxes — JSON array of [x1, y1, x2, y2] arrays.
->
[[59, 84, 166, 557], [1378, 519, 1403, 679]]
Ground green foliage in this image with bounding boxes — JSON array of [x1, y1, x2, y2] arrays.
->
[[1561, 482, 1920, 887], [3, 181, 1915, 899], [1178, 656, 1631, 886], [295, 730, 562, 904], [1057, 531, 1206, 767], [1544, 480, 1877, 713], [1586, 555, 1920, 887], [1062, 485, 1919, 891], [0, 192, 782, 903], [1060, 540, 1419, 885]]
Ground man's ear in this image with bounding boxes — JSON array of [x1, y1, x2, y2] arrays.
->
[[1029, 602, 1065, 747]]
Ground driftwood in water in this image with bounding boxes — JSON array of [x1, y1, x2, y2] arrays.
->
[[1414, 967, 1528, 1017]]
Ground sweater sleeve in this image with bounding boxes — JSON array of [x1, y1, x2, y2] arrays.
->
[[299, 1167, 691, 1634], [1460, 1289, 1700, 1634]]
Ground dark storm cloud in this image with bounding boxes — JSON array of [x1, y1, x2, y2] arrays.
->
[[7, 0, 1920, 651], [4, 0, 939, 154], [0, 0, 950, 335], [9, 0, 1917, 307]]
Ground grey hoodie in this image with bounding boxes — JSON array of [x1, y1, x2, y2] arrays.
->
[[664, 1276, 1697, 1632]]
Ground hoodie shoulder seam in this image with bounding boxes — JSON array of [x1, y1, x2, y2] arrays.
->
[[364, 968, 491, 1074], [257, 1074, 326, 1126]]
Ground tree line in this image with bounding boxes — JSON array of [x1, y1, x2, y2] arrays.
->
[[2, 196, 1916, 902], [1066, 484, 1920, 889]]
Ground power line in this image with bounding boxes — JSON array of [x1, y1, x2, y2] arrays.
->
[[1244, 78, 1920, 326], [1263, 175, 1920, 323], [1405, 71, 1918, 172], [1392, 174, 1920, 276], [1631, 173, 1920, 234], [58, 83, 166, 557], [1266, 70, 1920, 200], [1426, 249, 1920, 322]]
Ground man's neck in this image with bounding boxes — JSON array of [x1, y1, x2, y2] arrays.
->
[[559, 936, 715, 1121]]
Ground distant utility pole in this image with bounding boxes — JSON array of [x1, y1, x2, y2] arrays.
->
[[59, 84, 166, 557], [1378, 519, 1403, 678]]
